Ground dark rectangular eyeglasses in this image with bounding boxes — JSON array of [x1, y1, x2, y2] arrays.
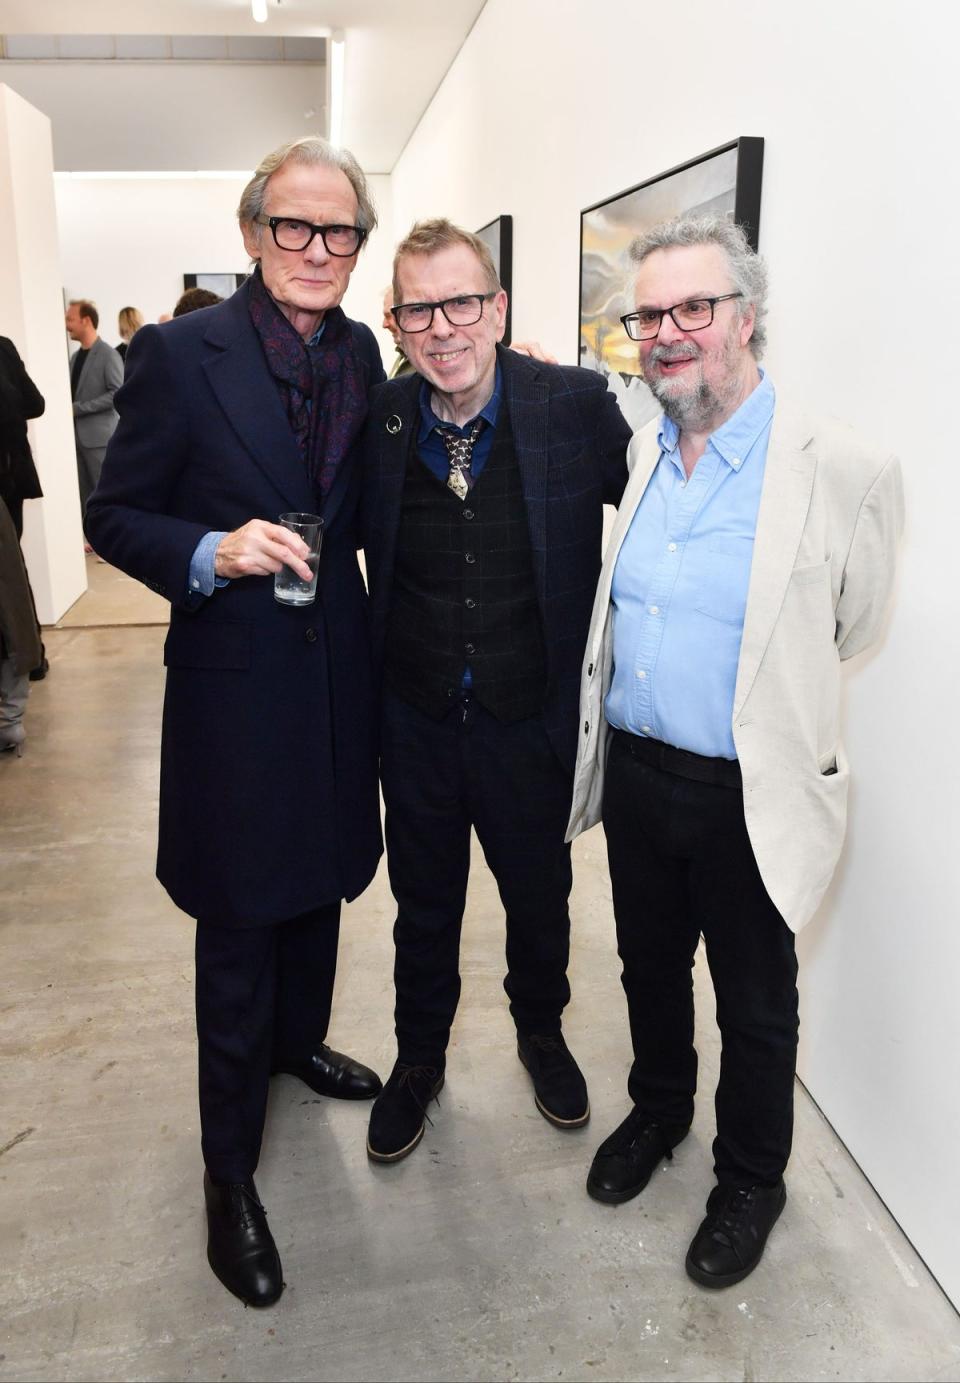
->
[[254, 215, 366, 256]]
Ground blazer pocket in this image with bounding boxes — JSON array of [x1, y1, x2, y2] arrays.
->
[[791, 557, 831, 587], [164, 620, 251, 670]]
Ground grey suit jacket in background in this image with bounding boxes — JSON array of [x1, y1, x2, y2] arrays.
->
[[72, 337, 123, 450]]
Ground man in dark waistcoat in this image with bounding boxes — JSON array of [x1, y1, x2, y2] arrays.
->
[[361, 219, 631, 1163], [85, 136, 386, 1309]]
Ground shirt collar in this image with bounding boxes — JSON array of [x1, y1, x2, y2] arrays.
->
[[418, 361, 502, 444], [305, 319, 327, 348], [657, 368, 775, 472]]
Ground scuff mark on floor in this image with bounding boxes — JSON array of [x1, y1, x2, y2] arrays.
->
[[0, 1126, 35, 1158]]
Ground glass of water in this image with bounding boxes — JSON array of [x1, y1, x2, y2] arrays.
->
[[274, 512, 324, 606]]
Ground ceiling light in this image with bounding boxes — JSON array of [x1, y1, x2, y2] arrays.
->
[[252, 0, 268, 22], [329, 30, 345, 145]]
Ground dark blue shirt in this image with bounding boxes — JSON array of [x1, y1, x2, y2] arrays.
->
[[416, 361, 503, 483]]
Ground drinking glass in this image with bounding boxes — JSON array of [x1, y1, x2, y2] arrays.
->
[[274, 512, 324, 606]]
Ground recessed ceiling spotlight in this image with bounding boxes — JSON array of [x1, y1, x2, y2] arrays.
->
[[252, 0, 268, 22]]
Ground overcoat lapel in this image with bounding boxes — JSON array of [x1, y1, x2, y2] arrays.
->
[[373, 373, 421, 606], [733, 407, 816, 718], [500, 348, 550, 611], [202, 294, 315, 514]]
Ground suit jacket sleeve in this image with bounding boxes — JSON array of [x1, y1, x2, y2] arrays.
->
[[1, 338, 45, 420], [73, 342, 123, 417], [84, 325, 210, 607], [835, 453, 904, 661], [594, 381, 632, 506]]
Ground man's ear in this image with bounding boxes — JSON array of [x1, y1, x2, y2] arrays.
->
[[241, 221, 261, 262]]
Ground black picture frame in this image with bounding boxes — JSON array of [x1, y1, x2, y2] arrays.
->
[[183, 272, 247, 297], [475, 215, 513, 347], [578, 137, 763, 431]]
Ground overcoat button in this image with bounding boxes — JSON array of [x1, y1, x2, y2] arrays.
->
[[305, 628, 318, 643]]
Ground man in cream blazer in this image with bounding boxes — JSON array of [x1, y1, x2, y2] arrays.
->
[[567, 214, 902, 1289]]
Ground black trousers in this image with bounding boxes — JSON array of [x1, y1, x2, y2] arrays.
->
[[381, 688, 574, 1065], [602, 731, 799, 1187], [195, 903, 340, 1183]]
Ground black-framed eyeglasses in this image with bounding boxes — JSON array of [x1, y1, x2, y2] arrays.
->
[[254, 214, 367, 256], [620, 293, 743, 341], [392, 293, 496, 334]]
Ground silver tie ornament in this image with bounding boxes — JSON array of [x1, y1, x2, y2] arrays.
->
[[439, 418, 484, 500]]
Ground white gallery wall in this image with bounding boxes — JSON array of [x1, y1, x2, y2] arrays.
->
[[0, 85, 85, 624], [388, 0, 960, 1303], [54, 171, 396, 363]]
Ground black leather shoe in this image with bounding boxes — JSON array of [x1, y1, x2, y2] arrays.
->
[[272, 1043, 383, 1100], [587, 1108, 690, 1204], [685, 1179, 787, 1288], [367, 1061, 445, 1163], [517, 1032, 589, 1128], [203, 1171, 284, 1308]]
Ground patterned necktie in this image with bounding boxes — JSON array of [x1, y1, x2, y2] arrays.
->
[[439, 417, 484, 500]]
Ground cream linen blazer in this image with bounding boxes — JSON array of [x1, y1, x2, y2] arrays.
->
[[566, 402, 904, 933]]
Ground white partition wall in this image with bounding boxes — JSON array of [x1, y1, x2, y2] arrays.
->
[[0, 84, 85, 624], [387, 0, 960, 1305]]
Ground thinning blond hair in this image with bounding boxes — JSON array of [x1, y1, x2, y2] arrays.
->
[[393, 218, 500, 301]]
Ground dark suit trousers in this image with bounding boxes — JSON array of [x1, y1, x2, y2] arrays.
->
[[381, 688, 573, 1065], [195, 904, 340, 1183], [602, 731, 799, 1188], [75, 441, 107, 514]]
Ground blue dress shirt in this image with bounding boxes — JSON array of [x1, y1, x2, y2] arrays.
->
[[186, 319, 328, 600], [605, 372, 775, 760], [416, 362, 502, 484]]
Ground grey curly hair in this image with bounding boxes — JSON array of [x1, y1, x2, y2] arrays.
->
[[629, 213, 768, 359], [237, 135, 378, 239]]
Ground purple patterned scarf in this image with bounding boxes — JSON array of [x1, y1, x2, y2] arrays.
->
[[247, 266, 368, 500]]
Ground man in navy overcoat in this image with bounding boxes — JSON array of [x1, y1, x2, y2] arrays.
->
[[86, 136, 386, 1308]]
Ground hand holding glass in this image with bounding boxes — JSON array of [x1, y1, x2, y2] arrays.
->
[[274, 512, 324, 606]]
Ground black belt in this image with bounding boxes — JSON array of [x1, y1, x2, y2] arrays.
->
[[611, 728, 742, 789]]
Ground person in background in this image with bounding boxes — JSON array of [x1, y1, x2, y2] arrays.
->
[[86, 134, 386, 1311], [0, 334, 47, 680], [173, 287, 224, 318], [568, 213, 903, 1289], [381, 284, 413, 378], [65, 300, 122, 516], [116, 306, 144, 362], [0, 494, 42, 757]]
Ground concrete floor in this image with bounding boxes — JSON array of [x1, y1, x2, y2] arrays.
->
[[2, 617, 960, 1383]]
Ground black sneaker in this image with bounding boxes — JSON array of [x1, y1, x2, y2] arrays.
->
[[586, 1108, 690, 1204], [685, 1179, 787, 1288], [517, 1032, 589, 1129], [366, 1061, 445, 1163]]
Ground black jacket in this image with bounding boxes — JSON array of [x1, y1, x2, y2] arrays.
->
[[0, 336, 44, 512]]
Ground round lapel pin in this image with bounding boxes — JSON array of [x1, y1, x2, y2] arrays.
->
[[386, 415, 402, 435]]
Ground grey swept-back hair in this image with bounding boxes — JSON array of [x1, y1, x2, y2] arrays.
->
[[237, 135, 378, 239], [628, 213, 768, 359]]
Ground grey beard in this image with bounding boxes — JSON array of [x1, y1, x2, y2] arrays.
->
[[646, 341, 743, 433]]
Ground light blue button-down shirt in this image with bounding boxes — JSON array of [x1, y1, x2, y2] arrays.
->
[[605, 372, 775, 760]]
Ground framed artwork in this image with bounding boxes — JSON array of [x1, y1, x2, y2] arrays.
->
[[183, 272, 247, 297], [475, 214, 513, 347], [578, 137, 764, 431]]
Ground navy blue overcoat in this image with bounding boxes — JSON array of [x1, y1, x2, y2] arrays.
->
[[86, 282, 385, 926]]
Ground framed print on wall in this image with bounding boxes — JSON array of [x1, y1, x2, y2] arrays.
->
[[475, 215, 513, 347], [183, 272, 247, 297], [578, 137, 763, 431]]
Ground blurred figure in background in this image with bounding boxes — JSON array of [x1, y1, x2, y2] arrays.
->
[[116, 306, 144, 362], [381, 284, 413, 379], [173, 287, 223, 318], [0, 333, 47, 679], [65, 300, 122, 516], [0, 494, 42, 757]]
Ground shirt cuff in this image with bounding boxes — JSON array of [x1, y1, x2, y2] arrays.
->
[[187, 531, 229, 599]]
